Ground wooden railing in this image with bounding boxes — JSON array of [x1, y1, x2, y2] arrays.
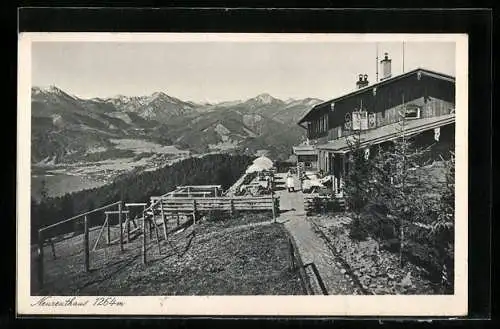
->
[[149, 195, 278, 221], [303, 194, 345, 214], [161, 185, 223, 198], [37, 201, 123, 289]]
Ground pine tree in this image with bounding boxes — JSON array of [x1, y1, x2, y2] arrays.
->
[[369, 106, 433, 267], [344, 128, 373, 213]]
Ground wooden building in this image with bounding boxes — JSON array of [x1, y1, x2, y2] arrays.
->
[[296, 54, 455, 196], [292, 144, 318, 171]]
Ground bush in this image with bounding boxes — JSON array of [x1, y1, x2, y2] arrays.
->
[[348, 215, 369, 241]]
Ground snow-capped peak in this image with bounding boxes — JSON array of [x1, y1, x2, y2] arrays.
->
[[32, 85, 65, 95], [31, 85, 76, 100], [254, 93, 275, 104], [151, 91, 167, 98]]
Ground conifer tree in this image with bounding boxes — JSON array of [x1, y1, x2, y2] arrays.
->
[[369, 105, 432, 267], [344, 127, 373, 213], [343, 116, 380, 242]]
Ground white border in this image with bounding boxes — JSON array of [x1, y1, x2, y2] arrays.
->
[[17, 33, 468, 316]]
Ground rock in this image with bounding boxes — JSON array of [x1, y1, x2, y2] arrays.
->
[[401, 271, 413, 287], [340, 269, 347, 274]]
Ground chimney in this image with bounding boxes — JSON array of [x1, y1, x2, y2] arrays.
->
[[356, 74, 369, 89], [380, 52, 392, 81], [356, 74, 368, 89]]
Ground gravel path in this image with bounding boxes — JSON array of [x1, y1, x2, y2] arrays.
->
[[274, 173, 360, 295]]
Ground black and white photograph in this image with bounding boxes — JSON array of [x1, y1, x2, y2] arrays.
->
[[17, 33, 468, 316]]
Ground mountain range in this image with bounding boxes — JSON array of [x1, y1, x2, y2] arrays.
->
[[31, 86, 323, 164]]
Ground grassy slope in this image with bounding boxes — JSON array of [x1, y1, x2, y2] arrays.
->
[[33, 214, 303, 296]]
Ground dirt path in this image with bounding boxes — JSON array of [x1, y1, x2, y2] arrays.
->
[[274, 173, 360, 295]]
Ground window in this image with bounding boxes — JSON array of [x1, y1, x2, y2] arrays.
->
[[307, 113, 329, 139], [404, 105, 421, 119]]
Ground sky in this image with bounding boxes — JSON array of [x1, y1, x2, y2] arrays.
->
[[31, 40, 456, 103]]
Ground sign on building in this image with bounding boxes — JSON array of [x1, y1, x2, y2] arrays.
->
[[352, 111, 368, 130]]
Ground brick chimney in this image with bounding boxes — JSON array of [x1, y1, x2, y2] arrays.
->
[[380, 52, 392, 81], [356, 74, 369, 89]]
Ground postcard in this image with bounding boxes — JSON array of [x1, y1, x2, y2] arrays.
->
[[17, 32, 468, 316]]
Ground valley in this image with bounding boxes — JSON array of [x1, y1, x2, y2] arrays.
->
[[32, 139, 191, 201], [30, 86, 323, 199]]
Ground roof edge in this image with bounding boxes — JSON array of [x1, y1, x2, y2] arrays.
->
[[297, 68, 456, 125]]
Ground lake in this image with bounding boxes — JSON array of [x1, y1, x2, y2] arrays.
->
[[31, 173, 107, 201]]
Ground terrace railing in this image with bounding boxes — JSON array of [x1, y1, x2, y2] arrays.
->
[[149, 195, 278, 222]]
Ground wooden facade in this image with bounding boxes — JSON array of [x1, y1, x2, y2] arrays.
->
[[296, 68, 456, 197], [300, 68, 455, 142]]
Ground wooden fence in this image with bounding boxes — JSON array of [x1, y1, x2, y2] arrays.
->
[[304, 194, 346, 214], [36, 201, 124, 289], [34, 188, 280, 291], [149, 195, 279, 220], [161, 185, 223, 198]]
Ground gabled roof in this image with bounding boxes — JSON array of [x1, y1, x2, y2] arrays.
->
[[298, 68, 455, 125], [316, 113, 455, 153]]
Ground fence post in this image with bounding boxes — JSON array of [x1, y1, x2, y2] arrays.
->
[[37, 229, 44, 289], [84, 215, 90, 272], [106, 213, 110, 245], [160, 198, 168, 240], [119, 202, 124, 252], [192, 200, 197, 225], [288, 238, 295, 271], [271, 194, 276, 222], [142, 211, 147, 265], [145, 204, 153, 239], [230, 198, 235, 217], [126, 212, 131, 243], [154, 220, 162, 255], [50, 239, 56, 260]]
